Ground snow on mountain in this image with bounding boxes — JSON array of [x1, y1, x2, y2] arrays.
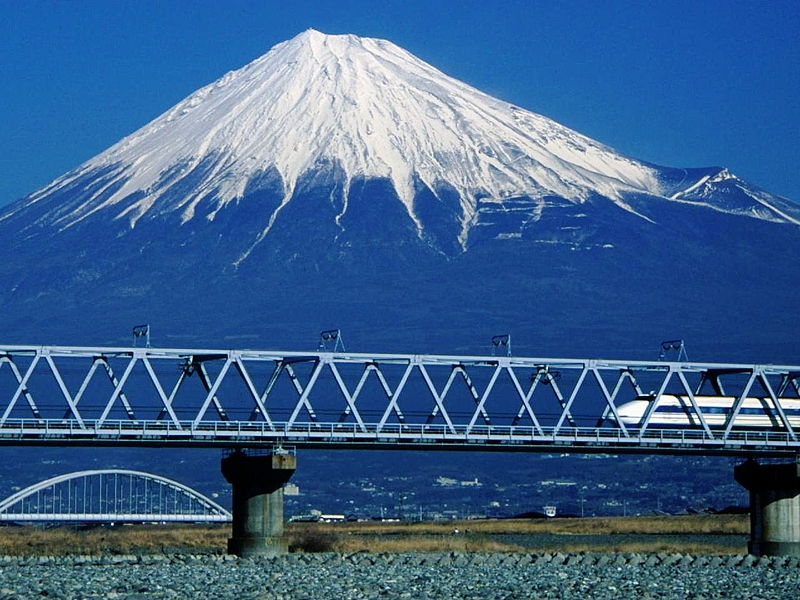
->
[[666, 168, 800, 224], [6, 29, 798, 261]]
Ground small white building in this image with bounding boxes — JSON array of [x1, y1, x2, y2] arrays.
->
[[318, 514, 346, 523]]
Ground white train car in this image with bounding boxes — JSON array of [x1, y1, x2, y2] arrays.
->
[[615, 395, 800, 428]]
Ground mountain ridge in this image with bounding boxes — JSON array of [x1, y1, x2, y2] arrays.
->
[[3, 29, 796, 265]]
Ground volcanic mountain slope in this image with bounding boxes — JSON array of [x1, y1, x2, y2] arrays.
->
[[0, 30, 797, 361]]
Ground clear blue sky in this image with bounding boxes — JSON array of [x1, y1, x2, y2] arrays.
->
[[1, 0, 798, 205]]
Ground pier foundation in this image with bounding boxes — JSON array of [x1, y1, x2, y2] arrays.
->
[[734, 460, 800, 556], [221, 450, 296, 557]]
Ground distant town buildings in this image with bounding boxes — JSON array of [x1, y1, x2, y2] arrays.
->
[[277, 453, 747, 521], [435, 476, 482, 487]]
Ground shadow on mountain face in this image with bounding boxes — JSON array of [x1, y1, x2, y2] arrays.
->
[[0, 178, 797, 365]]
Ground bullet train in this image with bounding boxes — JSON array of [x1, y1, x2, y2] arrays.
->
[[615, 395, 800, 428]]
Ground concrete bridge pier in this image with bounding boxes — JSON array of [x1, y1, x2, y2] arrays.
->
[[221, 449, 297, 557], [735, 459, 800, 556]]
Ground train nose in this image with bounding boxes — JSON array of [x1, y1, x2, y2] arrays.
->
[[615, 400, 647, 424]]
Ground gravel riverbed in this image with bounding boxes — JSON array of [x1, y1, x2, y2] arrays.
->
[[0, 553, 797, 600]]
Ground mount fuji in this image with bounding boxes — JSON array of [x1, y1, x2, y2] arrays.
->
[[1, 30, 798, 361]]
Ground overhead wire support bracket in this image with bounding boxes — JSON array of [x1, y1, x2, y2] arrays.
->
[[659, 339, 688, 362], [319, 329, 345, 352], [491, 334, 511, 357], [132, 325, 151, 348]]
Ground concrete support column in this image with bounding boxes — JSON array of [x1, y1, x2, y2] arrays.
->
[[221, 450, 297, 557], [734, 460, 800, 556]]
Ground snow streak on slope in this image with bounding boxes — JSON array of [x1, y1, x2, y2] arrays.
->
[[21, 30, 663, 240]]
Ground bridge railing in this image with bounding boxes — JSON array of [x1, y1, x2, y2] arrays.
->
[[0, 417, 796, 454]]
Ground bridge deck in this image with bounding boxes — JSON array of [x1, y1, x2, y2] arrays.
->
[[0, 419, 795, 456]]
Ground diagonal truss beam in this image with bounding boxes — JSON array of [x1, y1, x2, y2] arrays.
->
[[98, 359, 136, 420], [538, 369, 575, 427], [419, 364, 456, 434], [598, 369, 642, 425], [376, 363, 413, 431], [756, 371, 797, 442], [62, 359, 101, 420], [287, 361, 323, 427], [97, 357, 137, 427], [588, 368, 629, 438], [465, 365, 502, 433], [506, 367, 544, 434], [0, 357, 41, 420], [638, 369, 675, 434], [195, 362, 229, 421], [553, 368, 589, 435], [157, 366, 188, 421], [676, 370, 714, 438], [776, 373, 800, 398], [141, 357, 182, 429], [192, 358, 233, 427], [722, 371, 758, 439], [328, 362, 367, 432], [232, 358, 274, 429], [456, 366, 492, 426], [44, 355, 87, 428], [0, 355, 41, 426]]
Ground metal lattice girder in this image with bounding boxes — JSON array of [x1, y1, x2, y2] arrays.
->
[[0, 344, 797, 455]]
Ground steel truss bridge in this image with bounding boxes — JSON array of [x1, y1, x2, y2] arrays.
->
[[0, 344, 797, 456], [0, 469, 231, 523]]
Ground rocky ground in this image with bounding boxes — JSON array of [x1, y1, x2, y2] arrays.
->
[[0, 553, 797, 599]]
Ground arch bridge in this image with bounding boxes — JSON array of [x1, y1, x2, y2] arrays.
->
[[0, 469, 231, 523]]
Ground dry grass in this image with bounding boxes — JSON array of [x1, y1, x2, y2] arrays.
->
[[295, 514, 748, 537], [329, 534, 527, 554], [0, 515, 748, 556], [0, 524, 228, 556], [290, 515, 747, 555], [551, 541, 742, 555]]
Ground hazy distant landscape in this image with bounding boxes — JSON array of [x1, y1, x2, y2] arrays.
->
[[0, 446, 748, 521]]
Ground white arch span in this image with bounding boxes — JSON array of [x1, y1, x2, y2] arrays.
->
[[0, 469, 231, 522]]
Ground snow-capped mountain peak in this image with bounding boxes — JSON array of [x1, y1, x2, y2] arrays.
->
[[8, 30, 798, 260], [21, 32, 660, 228]]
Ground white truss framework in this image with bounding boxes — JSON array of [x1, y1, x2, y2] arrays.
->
[[0, 344, 797, 456], [0, 469, 231, 522]]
